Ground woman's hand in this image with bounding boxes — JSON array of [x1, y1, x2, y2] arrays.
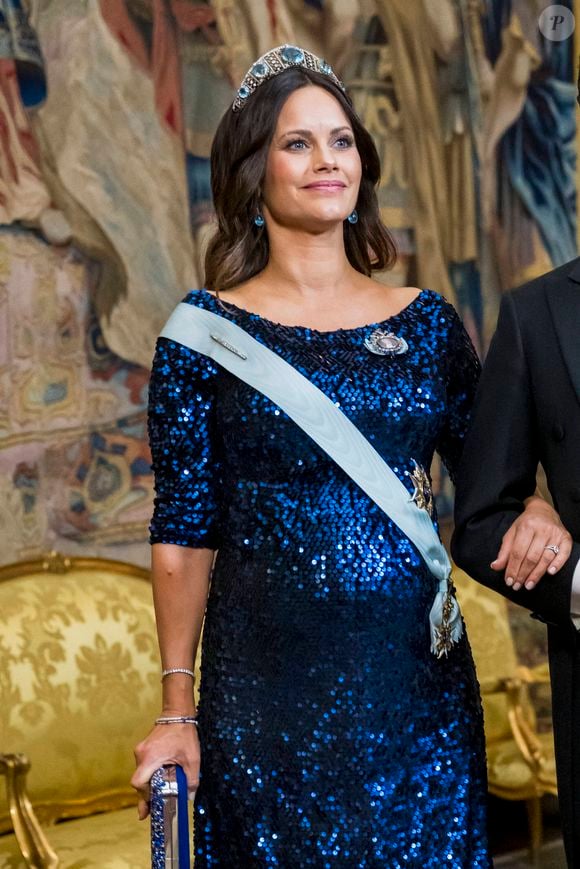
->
[[131, 721, 200, 820], [491, 496, 573, 591]]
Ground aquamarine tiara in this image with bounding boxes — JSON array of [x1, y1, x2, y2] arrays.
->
[[232, 44, 345, 113]]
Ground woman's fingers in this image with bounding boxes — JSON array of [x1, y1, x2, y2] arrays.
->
[[512, 531, 555, 588], [490, 525, 515, 572], [131, 726, 201, 820], [502, 526, 532, 588], [521, 531, 572, 587], [131, 766, 151, 821], [495, 501, 573, 589], [184, 758, 201, 790], [132, 754, 199, 796], [546, 533, 573, 576], [514, 528, 572, 588], [491, 499, 573, 590], [133, 763, 199, 821], [131, 760, 156, 821], [499, 529, 573, 591], [517, 537, 559, 590]]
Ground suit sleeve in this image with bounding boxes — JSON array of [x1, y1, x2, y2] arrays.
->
[[451, 292, 580, 629]]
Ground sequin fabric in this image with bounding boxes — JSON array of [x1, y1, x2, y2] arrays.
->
[[148, 289, 490, 868], [149, 768, 167, 868]]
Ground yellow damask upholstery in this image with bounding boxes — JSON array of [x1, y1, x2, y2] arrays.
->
[[0, 553, 162, 867], [454, 566, 557, 860], [0, 808, 149, 869]]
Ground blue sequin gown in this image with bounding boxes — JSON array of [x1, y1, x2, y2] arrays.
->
[[148, 288, 491, 868]]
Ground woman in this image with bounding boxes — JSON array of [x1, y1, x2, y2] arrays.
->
[[132, 45, 572, 866]]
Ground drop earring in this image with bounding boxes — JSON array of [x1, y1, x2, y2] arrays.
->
[[347, 210, 358, 225], [254, 213, 265, 227]]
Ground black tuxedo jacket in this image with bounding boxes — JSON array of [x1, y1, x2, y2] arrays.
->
[[452, 258, 580, 866]]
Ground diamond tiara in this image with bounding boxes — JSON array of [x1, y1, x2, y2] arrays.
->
[[232, 44, 345, 113]]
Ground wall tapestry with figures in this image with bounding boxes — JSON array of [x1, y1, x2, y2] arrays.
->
[[0, 0, 577, 614]]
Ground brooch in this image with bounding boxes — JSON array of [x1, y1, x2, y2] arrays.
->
[[210, 333, 248, 360], [407, 461, 434, 517], [364, 329, 408, 357]]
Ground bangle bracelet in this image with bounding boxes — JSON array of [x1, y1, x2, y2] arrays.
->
[[155, 715, 198, 726], [161, 667, 195, 681]]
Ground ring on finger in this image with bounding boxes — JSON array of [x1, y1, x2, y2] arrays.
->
[[544, 544, 560, 555]]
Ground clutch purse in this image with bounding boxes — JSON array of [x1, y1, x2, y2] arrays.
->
[[150, 764, 191, 868]]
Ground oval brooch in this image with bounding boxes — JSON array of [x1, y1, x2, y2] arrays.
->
[[364, 329, 408, 357]]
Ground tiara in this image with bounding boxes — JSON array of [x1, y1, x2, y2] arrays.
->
[[232, 44, 345, 113]]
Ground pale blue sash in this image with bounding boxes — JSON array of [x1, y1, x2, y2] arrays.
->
[[160, 302, 462, 656]]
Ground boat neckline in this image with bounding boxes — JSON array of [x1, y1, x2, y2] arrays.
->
[[195, 288, 429, 336]]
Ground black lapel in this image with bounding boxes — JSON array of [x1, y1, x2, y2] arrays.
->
[[546, 262, 580, 406]]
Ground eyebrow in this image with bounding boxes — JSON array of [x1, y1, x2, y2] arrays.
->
[[279, 125, 353, 139]]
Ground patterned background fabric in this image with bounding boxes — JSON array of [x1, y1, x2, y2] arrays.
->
[[0, 0, 576, 664], [0, 567, 160, 816], [0, 807, 151, 869], [0, 807, 150, 868], [0, 227, 153, 564]]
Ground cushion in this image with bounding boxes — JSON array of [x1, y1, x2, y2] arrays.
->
[[0, 806, 150, 868]]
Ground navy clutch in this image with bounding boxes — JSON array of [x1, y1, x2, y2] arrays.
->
[[150, 764, 191, 868]]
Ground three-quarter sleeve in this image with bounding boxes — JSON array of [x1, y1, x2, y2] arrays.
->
[[148, 337, 222, 549], [436, 309, 482, 484]]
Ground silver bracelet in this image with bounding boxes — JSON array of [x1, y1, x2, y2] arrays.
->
[[161, 667, 195, 681], [155, 715, 198, 726]]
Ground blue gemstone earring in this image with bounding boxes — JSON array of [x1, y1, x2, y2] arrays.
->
[[254, 213, 265, 227], [347, 210, 358, 224]]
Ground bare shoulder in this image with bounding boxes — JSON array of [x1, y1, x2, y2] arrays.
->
[[382, 284, 422, 303], [362, 279, 423, 308]]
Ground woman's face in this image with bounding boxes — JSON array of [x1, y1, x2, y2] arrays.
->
[[262, 85, 362, 230]]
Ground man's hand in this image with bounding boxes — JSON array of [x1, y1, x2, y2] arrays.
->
[[491, 497, 573, 591]]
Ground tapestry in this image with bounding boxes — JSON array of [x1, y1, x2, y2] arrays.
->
[[0, 226, 153, 566]]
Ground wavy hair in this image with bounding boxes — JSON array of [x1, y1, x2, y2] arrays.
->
[[204, 67, 397, 292]]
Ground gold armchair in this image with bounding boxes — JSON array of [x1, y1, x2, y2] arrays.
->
[[0, 754, 58, 868], [0, 553, 162, 868], [454, 567, 557, 865]]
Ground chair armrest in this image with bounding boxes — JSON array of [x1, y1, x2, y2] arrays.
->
[[479, 664, 551, 696], [479, 677, 511, 695], [0, 753, 59, 868], [516, 663, 551, 684], [478, 678, 550, 778]]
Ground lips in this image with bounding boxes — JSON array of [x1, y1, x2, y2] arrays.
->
[[303, 182, 346, 190]]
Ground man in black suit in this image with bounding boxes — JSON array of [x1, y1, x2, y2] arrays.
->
[[452, 259, 580, 865]]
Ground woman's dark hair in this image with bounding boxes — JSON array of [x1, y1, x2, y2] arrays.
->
[[204, 67, 397, 291]]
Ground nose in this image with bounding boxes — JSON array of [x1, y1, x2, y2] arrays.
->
[[313, 144, 338, 171]]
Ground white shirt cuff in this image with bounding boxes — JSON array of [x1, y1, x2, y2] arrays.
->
[[571, 558, 580, 629]]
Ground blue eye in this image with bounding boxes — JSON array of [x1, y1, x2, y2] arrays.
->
[[335, 136, 354, 148], [286, 139, 308, 150]]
